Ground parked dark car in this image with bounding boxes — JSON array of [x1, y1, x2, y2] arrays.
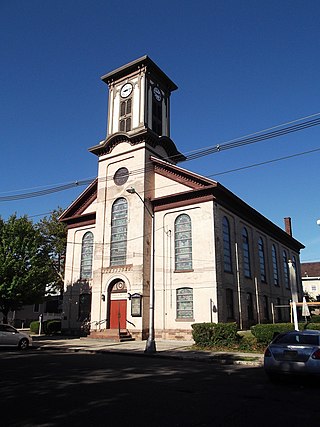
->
[[264, 329, 320, 380], [0, 324, 32, 349]]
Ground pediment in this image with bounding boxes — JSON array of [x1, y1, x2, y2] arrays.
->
[[59, 178, 97, 228], [152, 156, 217, 190]]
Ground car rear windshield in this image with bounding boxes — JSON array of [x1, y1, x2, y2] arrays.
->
[[274, 333, 319, 345]]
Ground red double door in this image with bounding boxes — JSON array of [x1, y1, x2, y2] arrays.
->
[[109, 299, 127, 329]]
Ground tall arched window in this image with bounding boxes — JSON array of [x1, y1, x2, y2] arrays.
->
[[110, 198, 128, 266], [277, 297, 282, 321], [283, 250, 290, 289], [272, 245, 279, 286], [226, 288, 234, 320], [78, 293, 92, 322], [247, 292, 254, 321], [263, 295, 270, 321], [223, 217, 232, 273], [174, 214, 192, 271], [242, 227, 251, 278], [176, 287, 193, 319], [80, 232, 94, 279], [258, 237, 266, 282]]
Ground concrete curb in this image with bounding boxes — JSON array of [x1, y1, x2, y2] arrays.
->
[[33, 343, 263, 367]]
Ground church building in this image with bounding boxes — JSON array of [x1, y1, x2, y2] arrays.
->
[[60, 56, 304, 343]]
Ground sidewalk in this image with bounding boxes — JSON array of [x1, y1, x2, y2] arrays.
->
[[31, 335, 264, 366]]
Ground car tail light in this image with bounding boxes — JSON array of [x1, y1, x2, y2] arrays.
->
[[264, 348, 272, 357], [311, 349, 320, 360]]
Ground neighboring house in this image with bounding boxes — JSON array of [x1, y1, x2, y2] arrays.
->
[[60, 56, 304, 340], [1, 294, 63, 328], [301, 262, 320, 301]]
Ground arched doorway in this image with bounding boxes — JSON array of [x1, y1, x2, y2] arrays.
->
[[108, 280, 127, 330]]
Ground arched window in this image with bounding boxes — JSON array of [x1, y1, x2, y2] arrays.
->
[[242, 227, 251, 278], [277, 297, 282, 321], [176, 287, 193, 319], [263, 295, 269, 321], [80, 232, 94, 279], [247, 292, 254, 320], [78, 293, 92, 322], [272, 245, 279, 286], [110, 198, 128, 266], [119, 98, 132, 132], [283, 250, 290, 289], [258, 237, 266, 282], [226, 288, 234, 320], [223, 217, 232, 272], [174, 214, 192, 271]]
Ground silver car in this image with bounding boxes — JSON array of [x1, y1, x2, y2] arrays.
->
[[0, 324, 32, 349], [264, 329, 320, 380]]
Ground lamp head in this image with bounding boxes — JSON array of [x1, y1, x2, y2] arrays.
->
[[126, 187, 136, 194]]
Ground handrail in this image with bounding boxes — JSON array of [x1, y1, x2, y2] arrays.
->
[[94, 319, 108, 326], [81, 318, 108, 327], [126, 319, 136, 327]]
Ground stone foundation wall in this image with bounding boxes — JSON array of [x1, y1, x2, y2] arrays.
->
[[155, 329, 193, 341]]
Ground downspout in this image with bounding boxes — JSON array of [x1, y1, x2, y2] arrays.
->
[[99, 165, 108, 329], [235, 242, 243, 330], [254, 277, 261, 324]]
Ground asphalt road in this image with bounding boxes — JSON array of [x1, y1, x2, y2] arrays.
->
[[1, 348, 320, 427]]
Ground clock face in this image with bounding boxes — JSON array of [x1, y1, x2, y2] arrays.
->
[[153, 87, 162, 102], [120, 83, 133, 98]]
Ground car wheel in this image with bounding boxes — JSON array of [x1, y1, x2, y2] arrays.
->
[[18, 338, 29, 350]]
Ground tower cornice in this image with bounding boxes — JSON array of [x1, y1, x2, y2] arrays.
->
[[101, 55, 178, 92], [88, 128, 186, 163]]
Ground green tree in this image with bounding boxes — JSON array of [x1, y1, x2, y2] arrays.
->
[[36, 207, 67, 294], [0, 214, 54, 323]]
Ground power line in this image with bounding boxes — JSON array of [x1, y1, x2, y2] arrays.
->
[[2, 144, 320, 204], [1, 112, 320, 202], [208, 146, 320, 177], [185, 116, 320, 161], [181, 111, 320, 158], [0, 178, 94, 202]]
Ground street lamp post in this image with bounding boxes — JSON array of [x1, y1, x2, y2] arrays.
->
[[126, 187, 156, 353]]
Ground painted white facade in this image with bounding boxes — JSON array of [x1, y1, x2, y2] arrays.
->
[[60, 56, 304, 340], [301, 262, 320, 300]]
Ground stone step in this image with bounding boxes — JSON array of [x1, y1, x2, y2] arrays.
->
[[88, 328, 135, 342]]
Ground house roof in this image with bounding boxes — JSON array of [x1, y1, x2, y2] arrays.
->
[[301, 262, 320, 277]]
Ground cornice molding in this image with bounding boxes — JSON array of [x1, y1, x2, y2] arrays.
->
[[88, 129, 186, 163], [60, 179, 97, 223], [63, 213, 96, 230], [152, 157, 215, 190]]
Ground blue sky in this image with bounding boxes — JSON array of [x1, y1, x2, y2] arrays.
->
[[1, 0, 320, 262]]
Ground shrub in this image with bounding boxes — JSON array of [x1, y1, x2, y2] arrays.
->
[[251, 323, 307, 346], [310, 315, 320, 323], [305, 323, 320, 331], [238, 333, 260, 351], [30, 321, 40, 334], [46, 320, 61, 335], [29, 319, 61, 335], [192, 322, 238, 347]]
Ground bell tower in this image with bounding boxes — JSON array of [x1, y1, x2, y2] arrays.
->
[[101, 55, 177, 138]]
